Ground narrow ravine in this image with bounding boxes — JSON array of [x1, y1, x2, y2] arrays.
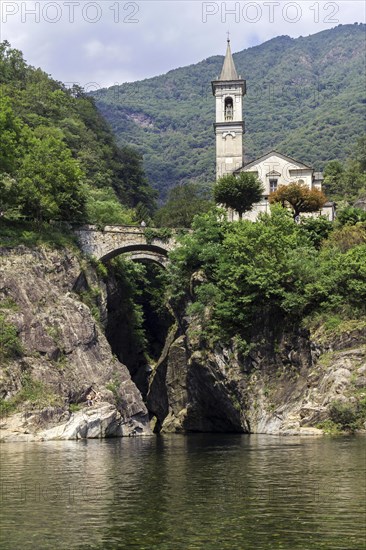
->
[[104, 258, 174, 399]]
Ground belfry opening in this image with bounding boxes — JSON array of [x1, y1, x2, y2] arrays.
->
[[225, 97, 234, 121]]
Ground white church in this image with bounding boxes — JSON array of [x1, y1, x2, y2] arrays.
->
[[212, 39, 335, 221]]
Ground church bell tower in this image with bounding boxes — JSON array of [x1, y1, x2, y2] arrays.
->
[[212, 38, 246, 179]]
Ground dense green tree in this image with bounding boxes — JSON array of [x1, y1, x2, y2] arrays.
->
[[323, 224, 366, 253], [213, 173, 263, 220], [16, 132, 86, 223], [155, 183, 213, 227], [86, 188, 135, 226], [336, 206, 366, 227], [323, 139, 366, 202], [323, 160, 345, 197], [0, 175, 17, 215], [343, 159, 366, 201], [269, 182, 327, 219], [111, 146, 157, 214], [167, 205, 366, 345], [0, 98, 22, 174], [353, 135, 366, 173], [299, 216, 334, 249], [0, 40, 27, 83]]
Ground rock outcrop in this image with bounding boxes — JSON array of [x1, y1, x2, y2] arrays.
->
[[147, 285, 366, 435], [0, 402, 147, 441], [148, 328, 249, 433], [0, 246, 151, 440]]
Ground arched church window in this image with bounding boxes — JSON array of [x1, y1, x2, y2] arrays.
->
[[225, 97, 233, 121], [269, 179, 278, 193]]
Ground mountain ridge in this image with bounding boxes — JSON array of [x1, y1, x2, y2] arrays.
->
[[93, 23, 366, 199]]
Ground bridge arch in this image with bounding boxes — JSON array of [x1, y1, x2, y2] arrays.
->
[[100, 243, 169, 267], [75, 226, 176, 267]]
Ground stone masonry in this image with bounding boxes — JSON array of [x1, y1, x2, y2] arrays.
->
[[75, 225, 176, 266]]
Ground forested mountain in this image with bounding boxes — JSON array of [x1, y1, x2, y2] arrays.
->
[[93, 24, 366, 199], [0, 41, 156, 225]]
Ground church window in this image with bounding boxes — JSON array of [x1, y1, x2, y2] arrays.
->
[[269, 179, 278, 193], [224, 97, 234, 121]]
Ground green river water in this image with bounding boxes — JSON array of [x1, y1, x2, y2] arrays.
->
[[0, 435, 365, 549]]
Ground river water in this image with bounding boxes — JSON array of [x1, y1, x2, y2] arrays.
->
[[0, 435, 365, 550]]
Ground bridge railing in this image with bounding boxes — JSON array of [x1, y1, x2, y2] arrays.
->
[[74, 224, 191, 235]]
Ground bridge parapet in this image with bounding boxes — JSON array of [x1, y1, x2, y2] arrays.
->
[[74, 225, 177, 265]]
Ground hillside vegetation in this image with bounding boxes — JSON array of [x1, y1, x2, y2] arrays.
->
[[0, 41, 156, 227], [93, 24, 366, 199], [167, 207, 366, 345]]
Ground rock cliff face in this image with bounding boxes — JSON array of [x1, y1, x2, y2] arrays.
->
[[0, 246, 151, 440], [1, 247, 365, 439], [147, 292, 366, 435]]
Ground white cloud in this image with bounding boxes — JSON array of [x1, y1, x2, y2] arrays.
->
[[0, 1, 364, 87], [83, 39, 127, 62], [84, 40, 106, 59]]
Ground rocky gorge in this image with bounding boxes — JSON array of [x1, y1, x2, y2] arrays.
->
[[148, 315, 366, 435], [0, 246, 151, 441], [0, 245, 365, 441]]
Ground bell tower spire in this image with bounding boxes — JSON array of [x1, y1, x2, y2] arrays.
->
[[220, 35, 239, 81], [212, 38, 246, 179]]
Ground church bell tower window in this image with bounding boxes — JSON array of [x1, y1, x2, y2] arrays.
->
[[225, 97, 234, 121]]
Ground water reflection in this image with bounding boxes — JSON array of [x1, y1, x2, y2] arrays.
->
[[0, 435, 365, 549]]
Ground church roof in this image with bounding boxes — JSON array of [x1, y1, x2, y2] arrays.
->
[[220, 39, 239, 81]]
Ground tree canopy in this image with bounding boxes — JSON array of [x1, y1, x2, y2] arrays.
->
[[16, 131, 86, 223], [167, 206, 366, 345], [0, 41, 156, 226], [213, 173, 263, 219], [155, 183, 213, 227], [323, 145, 366, 203], [269, 182, 327, 219]]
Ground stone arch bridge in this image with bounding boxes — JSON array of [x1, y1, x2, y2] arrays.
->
[[75, 225, 178, 267]]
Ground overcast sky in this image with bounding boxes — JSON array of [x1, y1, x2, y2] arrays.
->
[[1, 1, 365, 88]]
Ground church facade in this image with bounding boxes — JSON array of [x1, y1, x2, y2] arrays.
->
[[212, 39, 335, 221]]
